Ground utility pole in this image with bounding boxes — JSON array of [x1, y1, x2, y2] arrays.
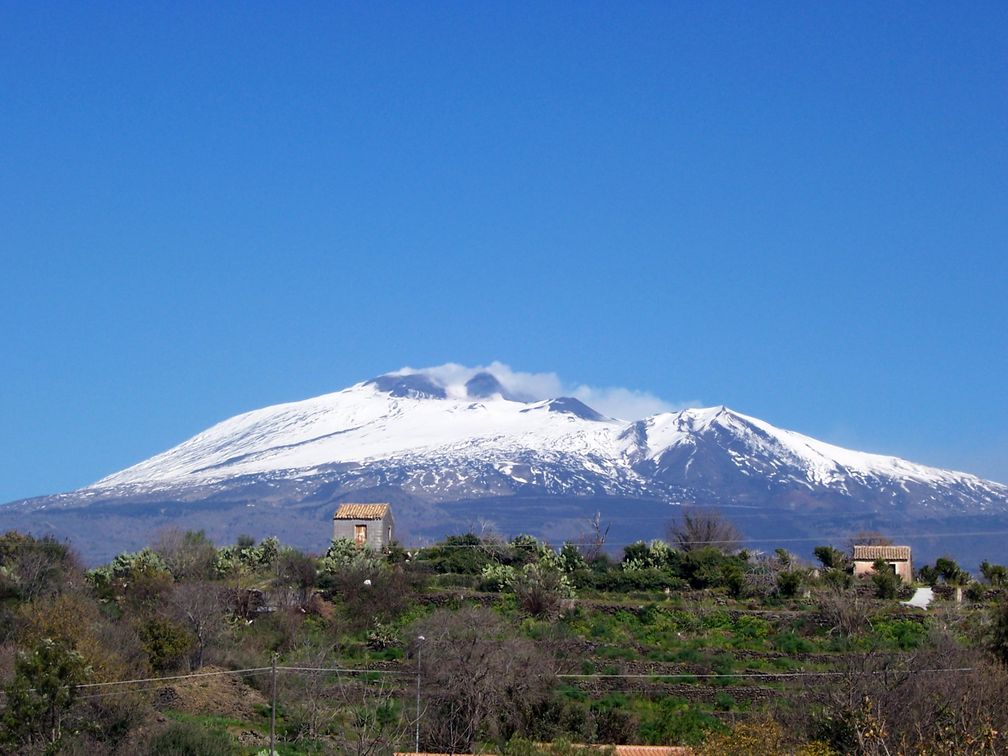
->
[[414, 635, 425, 753], [270, 653, 277, 755]]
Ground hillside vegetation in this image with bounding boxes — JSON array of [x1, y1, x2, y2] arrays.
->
[[1, 515, 1008, 754]]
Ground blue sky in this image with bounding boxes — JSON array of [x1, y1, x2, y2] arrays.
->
[[1, 2, 1006, 502]]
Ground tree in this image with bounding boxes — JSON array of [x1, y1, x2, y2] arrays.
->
[[814, 545, 847, 571], [791, 632, 1008, 754], [0, 531, 82, 601], [571, 512, 611, 563], [935, 557, 971, 586], [981, 560, 1008, 588], [409, 607, 555, 753], [848, 531, 893, 548], [152, 528, 217, 581], [918, 557, 973, 599], [168, 581, 227, 669], [273, 548, 318, 608], [667, 508, 742, 553], [990, 594, 1008, 668], [871, 559, 900, 599], [2, 638, 91, 749]]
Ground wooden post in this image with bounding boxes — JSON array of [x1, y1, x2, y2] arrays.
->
[[270, 653, 277, 754], [415, 635, 425, 753]]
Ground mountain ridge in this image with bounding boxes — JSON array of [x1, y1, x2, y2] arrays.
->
[[3, 368, 1006, 564], [88, 371, 1005, 503]]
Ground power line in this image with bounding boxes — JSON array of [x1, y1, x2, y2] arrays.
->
[[556, 667, 977, 680], [62, 662, 980, 699], [76, 672, 275, 701], [399, 529, 1008, 550], [74, 666, 272, 690], [277, 665, 412, 676]]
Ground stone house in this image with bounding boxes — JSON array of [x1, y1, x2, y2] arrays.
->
[[332, 503, 394, 550], [852, 544, 912, 583]]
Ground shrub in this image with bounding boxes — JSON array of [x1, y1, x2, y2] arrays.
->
[[137, 617, 194, 672], [503, 738, 615, 755], [981, 560, 1008, 587], [152, 529, 217, 581], [694, 718, 785, 755], [777, 570, 805, 598], [637, 696, 723, 745], [512, 563, 574, 620], [680, 548, 746, 590], [417, 534, 495, 575], [318, 538, 382, 574], [814, 546, 847, 571], [214, 536, 280, 576], [0, 532, 80, 600], [874, 619, 927, 650], [966, 582, 987, 603], [871, 560, 900, 599], [773, 631, 813, 654], [558, 543, 587, 573], [581, 567, 685, 593], [2, 638, 91, 749], [989, 594, 1008, 666], [480, 562, 517, 592], [819, 568, 852, 592], [733, 614, 770, 642], [324, 566, 419, 630]]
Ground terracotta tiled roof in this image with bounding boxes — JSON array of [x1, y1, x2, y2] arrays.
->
[[394, 747, 690, 755], [333, 503, 390, 520], [853, 545, 911, 561]]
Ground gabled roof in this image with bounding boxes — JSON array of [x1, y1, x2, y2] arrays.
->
[[394, 748, 688, 756], [333, 503, 390, 520], [853, 544, 911, 561]]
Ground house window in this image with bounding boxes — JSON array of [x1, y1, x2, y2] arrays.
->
[[355, 524, 367, 545]]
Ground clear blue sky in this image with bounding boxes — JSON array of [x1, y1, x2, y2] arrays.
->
[[2, 2, 1006, 503]]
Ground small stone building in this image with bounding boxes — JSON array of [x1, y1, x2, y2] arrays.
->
[[332, 503, 394, 550], [852, 544, 912, 583]]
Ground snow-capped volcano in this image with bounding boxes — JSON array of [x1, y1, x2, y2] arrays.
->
[[90, 370, 1007, 514], [92, 372, 624, 489], [5, 367, 1007, 564]]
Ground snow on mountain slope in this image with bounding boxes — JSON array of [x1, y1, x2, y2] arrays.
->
[[89, 370, 1007, 512], [633, 406, 976, 488], [93, 378, 625, 489]]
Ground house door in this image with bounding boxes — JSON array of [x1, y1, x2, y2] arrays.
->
[[354, 524, 367, 545]]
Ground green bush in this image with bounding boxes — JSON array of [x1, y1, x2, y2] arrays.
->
[[989, 594, 1008, 665], [777, 570, 804, 598], [137, 617, 194, 672], [416, 534, 497, 574], [714, 692, 736, 711], [430, 573, 478, 589], [732, 614, 770, 641], [576, 566, 686, 592], [772, 631, 813, 654], [637, 697, 723, 745], [874, 619, 927, 650], [871, 561, 900, 599]]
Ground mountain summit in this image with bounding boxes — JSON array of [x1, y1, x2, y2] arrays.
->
[[4, 367, 1007, 563], [91, 370, 1005, 512]]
